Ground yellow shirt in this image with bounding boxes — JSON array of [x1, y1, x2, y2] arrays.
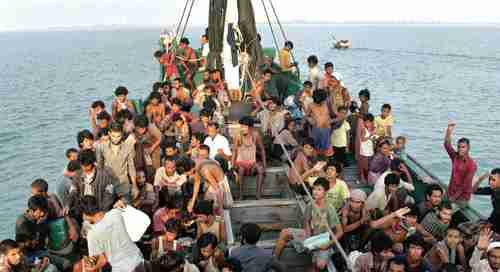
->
[[326, 179, 350, 210], [374, 115, 394, 137], [279, 49, 293, 72], [331, 120, 351, 148]]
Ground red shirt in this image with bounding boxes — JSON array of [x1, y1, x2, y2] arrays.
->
[[444, 141, 477, 201]]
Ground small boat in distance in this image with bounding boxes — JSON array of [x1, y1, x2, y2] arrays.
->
[[334, 39, 351, 49]]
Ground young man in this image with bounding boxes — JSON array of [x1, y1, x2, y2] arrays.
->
[[385, 256, 406, 272], [401, 234, 430, 272], [80, 196, 144, 272], [77, 129, 95, 151], [357, 113, 376, 183], [203, 122, 232, 162], [154, 156, 187, 196], [470, 226, 500, 272], [287, 138, 317, 190], [299, 80, 314, 114], [373, 159, 415, 200], [96, 122, 136, 200], [200, 34, 210, 70], [275, 178, 343, 271], [473, 168, 500, 233], [417, 184, 443, 221], [340, 189, 370, 253], [358, 89, 370, 115], [325, 74, 350, 114], [307, 55, 321, 90], [319, 62, 335, 90], [133, 115, 162, 173], [195, 200, 225, 243], [15, 196, 49, 256], [354, 231, 395, 272], [324, 161, 350, 211], [232, 117, 266, 200], [256, 97, 286, 139], [195, 233, 224, 272], [0, 239, 24, 272], [424, 227, 466, 272], [366, 173, 404, 213], [278, 40, 296, 73], [420, 202, 453, 244], [393, 136, 407, 161], [374, 104, 394, 138], [56, 160, 81, 211], [112, 86, 135, 120], [331, 106, 351, 167], [444, 123, 477, 206], [178, 37, 197, 86], [154, 48, 178, 81]]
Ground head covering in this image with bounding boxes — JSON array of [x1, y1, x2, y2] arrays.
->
[[488, 242, 500, 252], [350, 189, 367, 202]]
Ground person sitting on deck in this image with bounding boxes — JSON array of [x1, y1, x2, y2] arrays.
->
[[154, 156, 187, 197], [111, 86, 135, 120], [203, 122, 231, 162], [324, 160, 350, 211], [373, 158, 415, 206], [132, 170, 157, 216], [132, 115, 162, 179], [340, 189, 370, 253], [374, 104, 393, 138], [287, 137, 317, 194], [423, 226, 466, 272], [0, 239, 26, 272], [272, 118, 299, 161], [299, 80, 314, 114], [188, 159, 227, 216], [149, 218, 183, 260], [77, 129, 95, 151], [469, 225, 500, 272], [366, 173, 404, 214], [473, 168, 500, 234], [178, 37, 198, 87], [331, 106, 351, 167], [385, 256, 406, 272], [256, 97, 286, 140], [232, 117, 266, 200], [368, 139, 393, 185], [353, 231, 395, 272], [152, 191, 182, 236], [186, 132, 206, 160], [145, 92, 166, 123], [56, 160, 81, 212], [275, 178, 343, 271], [443, 123, 477, 207], [193, 233, 225, 272], [419, 202, 454, 245], [194, 200, 225, 244], [307, 55, 321, 90], [398, 233, 431, 272], [417, 184, 443, 221]]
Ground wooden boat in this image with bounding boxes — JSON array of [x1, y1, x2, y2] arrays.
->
[[334, 40, 351, 49]]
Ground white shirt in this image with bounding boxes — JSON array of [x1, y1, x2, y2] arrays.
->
[[202, 43, 210, 57], [360, 128, 374, 157], [203, 134, 232, 160], [308, 66, 321, 90], [374, 171, 415, 192]]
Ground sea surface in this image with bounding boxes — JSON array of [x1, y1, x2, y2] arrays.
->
[[0, 24, 499, 238]]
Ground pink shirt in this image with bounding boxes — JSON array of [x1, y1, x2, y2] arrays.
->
[[444, 141, 477, 201]]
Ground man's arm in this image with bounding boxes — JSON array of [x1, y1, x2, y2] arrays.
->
[[127, 147, 137, 188], [463, 163, 478, 200], [473, 172, 491, 193], [256, 133, 267, 169], [444, 124, 456, 159]]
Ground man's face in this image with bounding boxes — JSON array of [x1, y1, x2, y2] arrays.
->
[[490, 174, 500, 189], [337, 110, 347, 120], [117, 94, 126, 103], [166, 147, 177, 157], [489, 249, 500, 270], [68, 152, 78, 161], [98, 119, 109, 129], [439, 208, 453, 225], [81, 163, 94, 174], [303, 144, 315, 157], [109, 131, 122, 145], [326, 166, 337, 181], [446, 229, 461, 248], [312, 185, 326, 200], [174, 80, 181, 89], [207, 126, 217, 138], [303, 85, 312, 93], [31, 208, 47, 222], [31, 187, 42, 196], [457, 142, 469, 157], [164, 160, 176, 175], [388, 262, 405, 272], [165, 230, 177, 242], [83, 214, 98, 225], [380, 143, 392, 156], [408, 244, 424, 262], [200, 244, 214, 259], [381, 108, 391, 118], [82, 138, 94, 150], [199, 149, 209, 160], [428, 190, 442, 207], [6, 248, 22, 266], [405, 215, 418, 227], [325, 66, 333, 74]]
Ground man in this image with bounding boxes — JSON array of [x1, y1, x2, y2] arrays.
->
[[0, 239, 24, 272], [420, 202, 453, 244], [203, 122, 232, 162], [56, 160, 81, 212], [325, 74, 351, 114], [341, 189, 369, 253], [96, 122, 136, 201], [278, 41, 295, 73], [232, 117, 266, 200], [200, 34, 209, 70], [366, 173, 403, 213], [256, 97, 286, 139], [80, 196, 144, 272], [154, 156, 187, 196], [77, 129, 95, 151], [324, 161, 350, 211], [385, 256, 406, 272], [307, 55, 321, 90], [418, 184, 443, 221], [133, 115, 162, 179], [178, 37, 197, 86], [68, 149, 125, 213], [171, 78, 192, 107], [319, 62, 335, 89], [354, 231, 394, 272], [474, 168, 500, 233], [230, 223, 283, 272], [287, 137, 317, 192], [444, 123, 477, 206], [400, 234, 431, 272], [188, 159, 227, 216], [470, 226, 500, 272], [15, 196, 49, 255]]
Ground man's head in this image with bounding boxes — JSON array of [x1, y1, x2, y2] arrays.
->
[[77, 129, 95, 150], [325, 160, 339, 182], [207, 122, 219, 138], [66, 160, 81, 176], [371, 231, 394, 260], [96, 111, 111, 129], [91, 100, 106, 114], [324, 62, 334, 74], [303, 81, 313, 92], [31, 179, 48, 197], [489, 168, 500, 189], [358, 89, 370, 102], [114, 86, 129, 102], [445, 227, 462, 248], [197, 232, 218, 260], [149, 91, 161, 105], [238, 116, 254, 136], [312, 89, 328, 104], [194, 200, 214, 223], [134, 115, 149, 136], [384, 173, 400, 195], [395, 136, 406, 150], [179, 37, 190, 48], [27, 195, 48, 222], [240, 222, 261, 246], [438, 202, 453, 225], [199, 145, 210, 160], [349, 189, 367, 211], [263, 69, 273, 82], [405, 204, 419, 227], [378, 140, 392, 157], [80, 195, 103, 225], [200, 34, 208, 44], [362, 113, 375, 127], [65, 148, 79, 161], [381, 104, 392, 118], [387, 256, 405, 272], [307, 55, 318, 68], [405, 234, 426, 263], [389, 158, 404, 176], [210, 69, 221, 82], [488, 242, 500, 270], [78, 149, 96, 174], [302, 137, 315, 157], [337, 106, 348, 120], [163, 156, 177, 176], [154, 50, 165, 60], [425, 184, 443, 208], [284, 40, 294, 50], [312, 177, 329, 200], [0, 239, 22, 267], [164, 218, 179, 242], [456, 138, 470, 157]]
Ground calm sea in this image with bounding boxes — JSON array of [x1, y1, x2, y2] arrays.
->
[[0, 25, 499, 238]]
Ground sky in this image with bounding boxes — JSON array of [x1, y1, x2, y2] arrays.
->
[[1, 0, 500, 31]]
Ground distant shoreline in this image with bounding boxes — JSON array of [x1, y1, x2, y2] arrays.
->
[[2, 21, 500, 33]]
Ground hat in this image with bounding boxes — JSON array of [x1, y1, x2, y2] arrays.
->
[[350, 189, 367, 202], [488, 242, 500, 252]]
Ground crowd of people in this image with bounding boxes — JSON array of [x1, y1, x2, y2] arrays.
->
[[1, 32, 500, 272]]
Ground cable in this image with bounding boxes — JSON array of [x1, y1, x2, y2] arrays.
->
[[180, 0, 196, 40], [175, 0, 191, 40], [260, 0, 281, 55]]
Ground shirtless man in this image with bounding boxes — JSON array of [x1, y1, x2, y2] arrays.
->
[[111, 86, 135, 120], [232, 117, 266, 200], [188, 159, 227, 217]]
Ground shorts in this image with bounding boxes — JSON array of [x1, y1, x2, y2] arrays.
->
[[311, 127, 332, 152]]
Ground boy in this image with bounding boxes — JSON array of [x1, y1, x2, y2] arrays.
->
[[299, 80, 314, 114], [358, 89, 370, 115], [324, 161, 350, 211], [331, 106, 351, 167], [424, 227, 466, 272], [112, 86, 135, 120], [76, 129, 95, 151], [374, 104, 393, 138], [0, 239, 24, 272], [195, 200, 225, 244], [307, 55, 321, 90], [65, 148, 78, 162], [306, 89, 332, 156], [393, 136, 407, 161], [275, 178, 343, 271]]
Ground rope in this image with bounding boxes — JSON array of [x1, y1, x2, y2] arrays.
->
[[260, 0, 280, 56], [175, 0, 191, 41], [276, 138, 353, 271], [180, 0, 196, 41]]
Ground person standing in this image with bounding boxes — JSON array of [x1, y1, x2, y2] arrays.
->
[[444, 123, 477, 206]]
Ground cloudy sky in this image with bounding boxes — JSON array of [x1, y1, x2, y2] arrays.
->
[[1, 0, 500, 31]]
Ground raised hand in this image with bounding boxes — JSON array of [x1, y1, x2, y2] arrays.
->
[[477, 226, 492, 251]]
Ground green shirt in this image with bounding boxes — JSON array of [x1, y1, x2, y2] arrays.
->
[[305, 201, 341, 235], [325, 179, 350, 211]]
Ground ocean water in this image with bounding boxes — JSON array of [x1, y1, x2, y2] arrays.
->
[[0, 25, 499, 238]]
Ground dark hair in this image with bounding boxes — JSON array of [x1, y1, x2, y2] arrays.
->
[[407, 204, 419, 217], [313, 177, 330, 191], [180, 37, 190, 45], [194, 200, 213, 216], [381, 103, 392, 111], [324, 62, 334, 69], [263, 69, 273, 75], [0, 239, 19, 255], [389, 158, 403, 172], [405, 233, 426, 249], [358, 89, 370, 100], [371, 231, 394, 254], [172, 113, 184, 123], [239, 116, 255, 127], [115, 86, 129, 96], [284, 40, 294, 49], [97, 128, 109, 139], [115, 109, 133, 122], [439, 201, 453, 211], [27, 195, 49, 213], [387, 256, 406, 268], [134, 115, 149, 129], [303, 81, 313, 87], [207, 122, 219, 130], [109, 122, 124, 133], [31, 179, 48, 193], [152, 82, 162, 92], [337, 105, 348, 113], [440, 263, 459, 272], [78, 149, 96, 166], [240, 223, 261, 245], [77, 129, 94, 147], [312, 89, 328, 104], [349, 101, 359, 113], [164, 155, 176, 164], [457, 137, 470, 146], [176, 157, 195, 175], [164, 218, 179, 233], [200, 108, 212, 118], [65, 148, 78, 158], [148, 91, 162, 103], [201, 34, 208, 40], [220, 258, 243, 272], [67, 160, 81, 172], [302, 137, 315, 148], [307, 55, 318, 65], [154, 50, 165, 59], [96, 111, 111, 121], [91, 100, 105, 109], [80, 195, 101, 216], [197, 232, 218, 249], [363, 113, 374, 122], [492, 168, 500, 176], [193, 132, 206, 143], [199, 144, 210, 153], [150, 251, 184, 272], [384, 173, 400, 186], [425, 184, 443, 199]]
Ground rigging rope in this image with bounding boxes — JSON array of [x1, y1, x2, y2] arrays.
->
[[175, 0, 191, 41], [180, 0, 196, 41], [260, 0, 281, 56]]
